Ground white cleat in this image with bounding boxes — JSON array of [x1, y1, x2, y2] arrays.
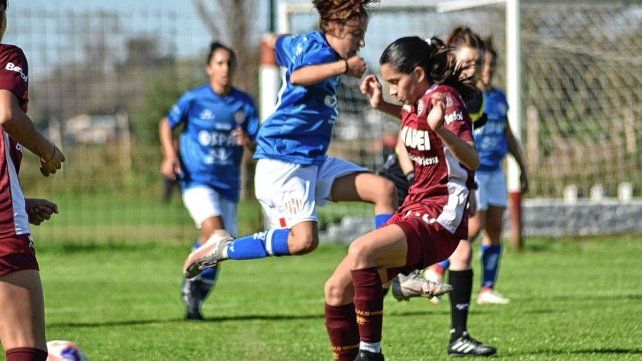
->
[[477, 289, 510, 305], [183, 230, 232, 279], [391, 270, 453, 301], [423, 268, 445, 304]]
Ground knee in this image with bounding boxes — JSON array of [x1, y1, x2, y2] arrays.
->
[[288, 232, 319, 255], [347, 240, 372, 269], [324, 278, 345, 305], [378, 178, 397, 206]]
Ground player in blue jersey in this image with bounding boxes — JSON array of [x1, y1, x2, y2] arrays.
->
[[183, 0, 398, 284], [159, 42, 259, 320], [469, 36, 528, 304]]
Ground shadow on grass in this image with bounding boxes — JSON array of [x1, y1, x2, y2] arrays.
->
[[49, 313, 325, 328]]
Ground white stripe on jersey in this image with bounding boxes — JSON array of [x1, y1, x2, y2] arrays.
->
[[4, 133, 29, 235], [436, 145, 469, 234]]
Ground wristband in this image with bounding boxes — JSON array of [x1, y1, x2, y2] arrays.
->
[[405, 171, 415, 183], [343, 59, 349, 74]]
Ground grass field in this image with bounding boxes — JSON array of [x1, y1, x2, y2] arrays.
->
[[31, 235, 641, 361]]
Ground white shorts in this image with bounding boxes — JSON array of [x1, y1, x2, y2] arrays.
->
[[182, 185, 238, 235], [475, 168, 508, 211], [254, 157, 367, 229]]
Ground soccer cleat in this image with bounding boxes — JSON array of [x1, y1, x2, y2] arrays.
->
[[424, 267, 445, 304], [448, 332, 497, 357], [183, 230, 233, 279], [181, 278, 204, 320], [476, 289, 510, 305], [354, 350, 385, 361], [391, 271, 453, 301]]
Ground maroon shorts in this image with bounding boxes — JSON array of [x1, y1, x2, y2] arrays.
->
[[0, 234, 39, 277], [385, 210, 463, 279]]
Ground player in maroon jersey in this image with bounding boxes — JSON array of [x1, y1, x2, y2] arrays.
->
[[0, 1, 65, 360], [323, 36, 480, 361]]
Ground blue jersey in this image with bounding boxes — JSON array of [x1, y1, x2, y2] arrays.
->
[[254, 31, 341, 166], [167, 85, 259, 202], [474, 86, 509, 172]]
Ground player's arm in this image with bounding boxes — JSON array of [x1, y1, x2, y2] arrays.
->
[[427, 95, 479, 170], [0, 90, 64, 176], [290, 55, 366, 86], [25, 198, 58, 225], [504, 122, 528, 192], [159, 117, 181, 180], [395, 136, 414, 177], [360, 75, 403, 119]]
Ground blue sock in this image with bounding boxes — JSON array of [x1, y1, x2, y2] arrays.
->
[[375, 213, 393, 229], [481, 245, 502, 288], [438, 259, 451, 271], [227, 229, 291, 260]]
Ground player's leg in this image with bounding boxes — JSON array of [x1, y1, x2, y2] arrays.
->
[[329, 168, 398, 229], [180, 187, 228, 319], [0, 270, 48, 361], [478, 169, 509, 304], [325, 225, 407, 361], [183, 160, 319, 277]]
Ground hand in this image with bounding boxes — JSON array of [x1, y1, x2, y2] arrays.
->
[[346, 56, 366, 78], [232, 127, 251, 146], [427, 93, 446, 131], [520, 172, 529, 194], [161, 156, 181, 181], [25, 198, 58, 225], [40, 144, 65, 177], [467, 189, 478, 216], [360, 74, 383, 109]]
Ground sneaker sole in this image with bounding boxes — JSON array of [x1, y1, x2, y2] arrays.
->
[[183, 243, 221, 279]]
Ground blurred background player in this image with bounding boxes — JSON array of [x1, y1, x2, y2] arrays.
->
[[159, 42, 259, 320], [324, 36, 480, 361], [0, 1, 66, 360], [389, 27, 497, 357], [428, 34, 529, 306], [183, 0, 398, 283]]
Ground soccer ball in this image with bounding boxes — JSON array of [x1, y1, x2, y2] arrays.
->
[[46, 340, 89, 361]]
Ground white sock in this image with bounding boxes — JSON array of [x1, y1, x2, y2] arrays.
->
[[359, 341, 381, 353]]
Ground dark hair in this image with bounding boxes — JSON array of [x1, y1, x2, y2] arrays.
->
[[484, 36, 497, 66], [313, 0, 378, 32], [446, 26, 485, 52], [207, 42, 237, 69], [0, 0, 7, 12], [379, 36, 476, 101]]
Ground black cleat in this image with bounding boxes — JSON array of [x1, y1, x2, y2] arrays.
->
[[354, 350, 385, 361], [185, 309, 204, 320], [448, 332, 496, 357], [182, 278, 204, 321]]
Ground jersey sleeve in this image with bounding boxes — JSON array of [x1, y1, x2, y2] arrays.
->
[[292, 39, 337, 71], [275, 35, 292, 68], [166, 92, 192, 128], [243, 99, 260, 140], [443, 92, 473, 143], [0, 46, 28, 103]]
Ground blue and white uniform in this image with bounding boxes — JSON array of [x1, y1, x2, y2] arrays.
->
[[474, 86, 509, 210], [167, 84, 259, 234], [254, 31, 366, 229]]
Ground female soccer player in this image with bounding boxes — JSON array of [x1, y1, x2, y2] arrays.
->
[[159, 42, 259, 320], [183, 0, 398, 280], [0, 1, 66, 360], [469, 36, 528, 304], [323, 36, 480, 361], [394, 27, 497, 357]]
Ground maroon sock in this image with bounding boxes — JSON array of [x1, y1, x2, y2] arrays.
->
[[6, 348, 48, 361], [325, 303, 360, 361], [352, 267, 384, 344]]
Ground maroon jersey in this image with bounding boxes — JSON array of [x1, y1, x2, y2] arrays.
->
[[397, 84, 474, 234], [0, 44, 30, 239]]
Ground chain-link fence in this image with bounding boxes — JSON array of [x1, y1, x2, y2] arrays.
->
[[8, 2, 641, 244], [7, 4, 263, 245]]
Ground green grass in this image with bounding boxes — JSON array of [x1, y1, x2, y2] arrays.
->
[[30, 235, 642, 360]]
